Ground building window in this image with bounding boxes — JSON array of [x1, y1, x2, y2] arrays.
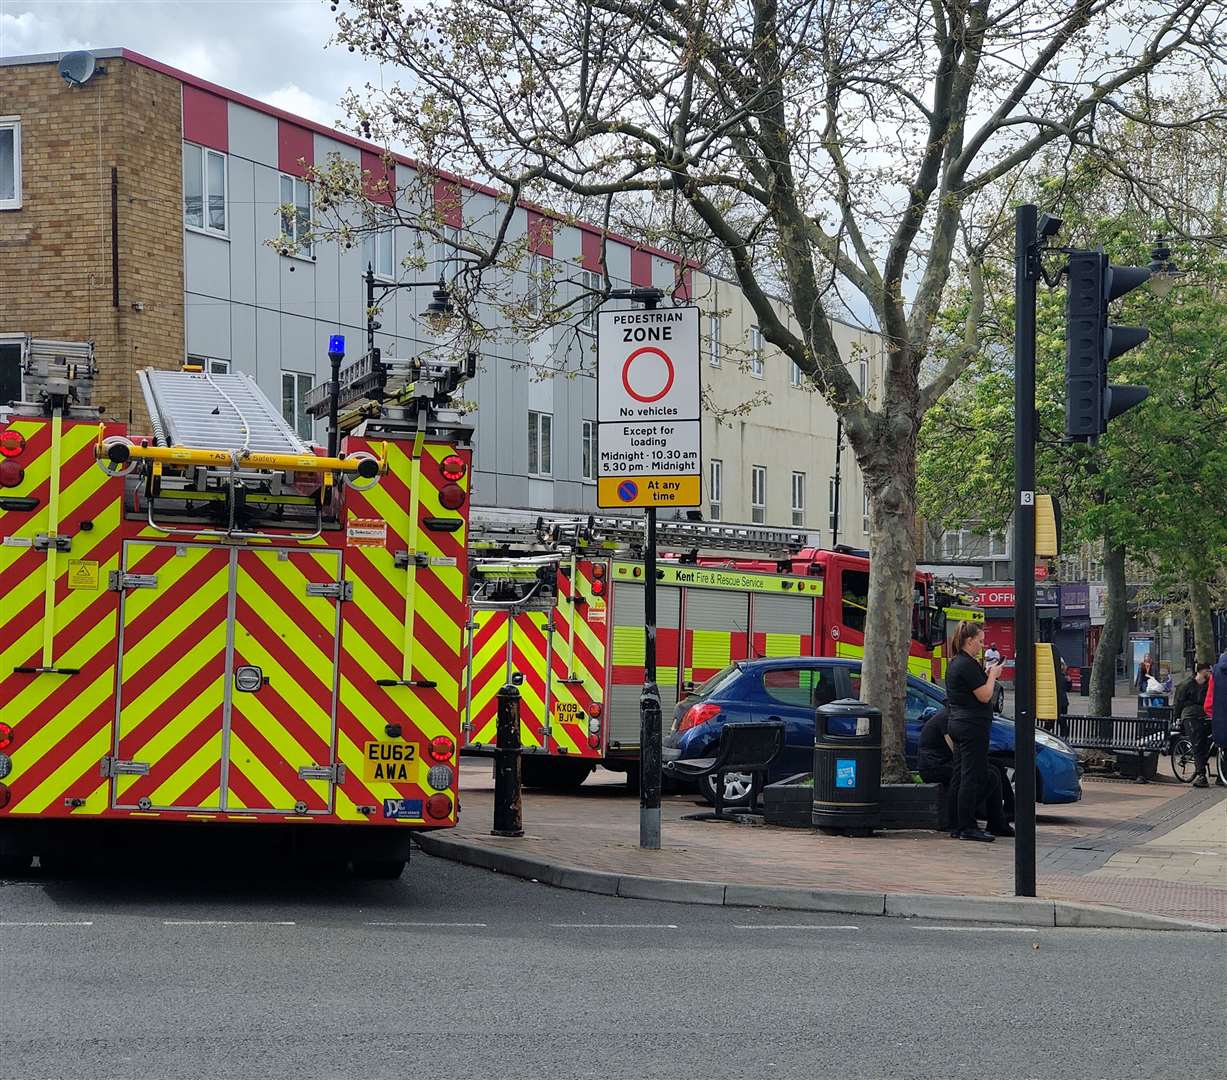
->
[[526, 254, 542, 315], [751, 465, 766, 524], [0, 339, 23, 405], [708, 315, 722, 367], [581, 269, 602, 331], [528, 410, 552, 477], [364, 229, 394, 279], [0, 118, 21, 210], [857, 358, 869, 395], [183, 143, 226, 234], [581, 419, 596, 482], [279, 174, 312, 255], [989, 531, 1009, 558], [189, 355, 230, 375], [790, 362, 803, 388], [709, 458, 723, 521], [281, 371, 314, 442], [749, 326, 764, 378], [862, 491, 871, 536], [828, 478, 838, 533], [791, 471, 805, 527]]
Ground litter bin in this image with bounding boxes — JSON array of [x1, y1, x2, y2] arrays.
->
[[813, 699, 882, 836]]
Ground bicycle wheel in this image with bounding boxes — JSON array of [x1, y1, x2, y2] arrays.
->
[[1216, 745, 1226, 788], [1170, 737, 1197, 783]]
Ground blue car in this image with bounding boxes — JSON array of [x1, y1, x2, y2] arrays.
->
[[664, 657, 1082, 809]]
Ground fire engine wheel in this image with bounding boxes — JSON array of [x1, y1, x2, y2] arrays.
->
[[700, 771, 755, 808], [352, 858, 407, 880], [520, 756, 595, 791]]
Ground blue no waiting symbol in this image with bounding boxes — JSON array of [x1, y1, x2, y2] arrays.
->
[[617, 480, 639, 502]]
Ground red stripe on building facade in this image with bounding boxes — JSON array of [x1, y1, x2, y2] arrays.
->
[[278, 120, 314, 178], [182, 84, 228, 152]]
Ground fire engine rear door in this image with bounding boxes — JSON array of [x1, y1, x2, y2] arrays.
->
[[111, 542, 231, 811], [225, 548, 342, 814]]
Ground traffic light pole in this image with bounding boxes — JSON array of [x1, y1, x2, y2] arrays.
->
[[1013, 204, 1039, 897]]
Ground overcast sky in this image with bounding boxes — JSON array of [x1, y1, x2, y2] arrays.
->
[[0, 0, 375, 131]]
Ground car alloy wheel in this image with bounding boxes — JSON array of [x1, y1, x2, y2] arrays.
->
[[702, 770, 754, 807]]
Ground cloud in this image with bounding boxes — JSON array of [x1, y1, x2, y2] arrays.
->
[[0, 0, 382, 130]]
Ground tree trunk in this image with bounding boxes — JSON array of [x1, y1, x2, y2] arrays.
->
[[1188, 577, 1215, 665], [857, 440, 919, 784], [1090, 540, 1127, 717]]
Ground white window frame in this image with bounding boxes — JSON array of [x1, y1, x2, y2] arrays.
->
[[528, 410, 553, 477], [791, 471, 805, 527], [0, 334, 25, 405], [364, 228, 395, 280], [857, 358, 869, 395], [183, 142, 227, 236], [790, 361, 803, 388], [281, 370, 314, 442], [580, 269, 602, 332], [862, 490, 871, 536], [581, 419, 596, 482], [279, 174, 313, 256], [709, 458, 723, 521], [751, 465, 766, 524], [708, 315, 722, 367], [0, 118, 21, 211], [989, 531, 1009, 558], [749, 326, 764, 378], [828, 477, 838, 533]]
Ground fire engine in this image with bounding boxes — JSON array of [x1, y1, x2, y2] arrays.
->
[[0, 337, 472, 877], [463, 508, 982, 788]]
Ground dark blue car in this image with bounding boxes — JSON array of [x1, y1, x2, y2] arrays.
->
[[664, 657, 1082, 808]]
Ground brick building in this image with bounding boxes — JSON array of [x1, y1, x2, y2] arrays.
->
[[1, 47, 882, 536]]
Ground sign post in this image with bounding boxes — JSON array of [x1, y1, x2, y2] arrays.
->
[[597, 293, 700, 850]]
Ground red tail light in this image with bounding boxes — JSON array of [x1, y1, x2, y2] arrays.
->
[[590, 702, 602, 718], [440, 454, 467, 481], [425, 793, 452, 819], [591, 563, 606, 578], [678, 702, 720, 732], [0, 431, 25, 458], [591, 579, 605, 597], [439, 483, 466, 510], [0, 462, 22, 488], [429, 735, 454, 763], [0, 724, 12, 751]]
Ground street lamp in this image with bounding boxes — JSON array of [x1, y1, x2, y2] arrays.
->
[[1148, 237, 1183, 299]]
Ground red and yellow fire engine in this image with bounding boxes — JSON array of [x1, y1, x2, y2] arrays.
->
[[462, 510, 981, 787], [0, 338, 472, 876]]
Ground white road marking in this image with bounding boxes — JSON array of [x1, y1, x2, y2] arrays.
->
[[733, 924, 860, 931], [550, 923, 678, 929], [0, 920, 94, 927], [366, 921, 488, 928], [909, 925, 1039, 932], [162, 920, 296, 927]]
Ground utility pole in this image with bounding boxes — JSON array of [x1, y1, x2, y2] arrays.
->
[[1013, 204, 1041, 897]]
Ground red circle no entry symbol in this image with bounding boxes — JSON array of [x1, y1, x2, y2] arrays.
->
[[622, 347, 675, 404]]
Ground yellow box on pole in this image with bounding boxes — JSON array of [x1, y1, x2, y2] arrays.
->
[[1034, 494, 1058, 557], [1035, 642, 1059, 721]]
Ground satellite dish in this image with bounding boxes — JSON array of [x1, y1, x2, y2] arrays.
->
[[58, 51, 100, 87]]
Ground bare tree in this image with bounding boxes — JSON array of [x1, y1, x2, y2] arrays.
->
[[314, 0, 1226, 779]]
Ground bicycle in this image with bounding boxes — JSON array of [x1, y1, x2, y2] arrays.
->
[[1169, 723, 1226, 785]]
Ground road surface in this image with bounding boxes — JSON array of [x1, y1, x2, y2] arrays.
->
[[1, 852, 1220, 1079]]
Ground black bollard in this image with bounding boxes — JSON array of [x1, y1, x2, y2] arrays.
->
[[492, 682, 524, 837]]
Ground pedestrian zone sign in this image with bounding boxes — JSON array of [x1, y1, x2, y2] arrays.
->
[[596, 305, 701, 508]]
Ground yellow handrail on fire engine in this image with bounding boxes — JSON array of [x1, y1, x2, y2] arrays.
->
[[94, 434, 387, 478]]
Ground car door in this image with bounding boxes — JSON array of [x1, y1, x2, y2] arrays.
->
[[758, 664, 840, 779]]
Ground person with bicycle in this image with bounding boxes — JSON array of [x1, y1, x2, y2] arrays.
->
[[1174, 663, 1213, 786]]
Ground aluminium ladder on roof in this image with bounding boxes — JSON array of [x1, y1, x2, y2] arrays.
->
[[138, 369, 310, 455]]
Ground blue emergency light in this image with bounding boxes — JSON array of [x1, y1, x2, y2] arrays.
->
[[327, 334, 346, 360]]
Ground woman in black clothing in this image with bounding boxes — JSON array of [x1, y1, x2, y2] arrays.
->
[[945, 621, 1003, 843]]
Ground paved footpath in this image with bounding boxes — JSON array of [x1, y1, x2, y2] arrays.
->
[[452, 762, 1226, 927]]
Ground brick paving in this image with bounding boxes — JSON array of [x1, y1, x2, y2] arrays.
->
[[456, 764, 1226, 926]]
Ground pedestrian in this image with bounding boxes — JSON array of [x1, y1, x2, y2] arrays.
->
[[1174, 663, 1213, 787], [944, 620, 1003, 843], [1207, 650, 1227, 763], [984, 642, 1001, 666], [917, 707, 1012, 836], [1135, 654, 1155, 695]]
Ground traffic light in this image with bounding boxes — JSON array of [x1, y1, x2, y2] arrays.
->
[[1064, 249, 1151, 441]]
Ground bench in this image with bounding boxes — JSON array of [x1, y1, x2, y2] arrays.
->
[[664, 722, 785, 818], [1043, 715, 1170, 781]]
